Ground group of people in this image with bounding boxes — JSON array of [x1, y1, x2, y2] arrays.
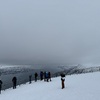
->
[[29, 71, 52, 83], [0, 71, 65, 94], [29, 71, 66, 89], [43, 71, 51, 82], [0, 71, 52, 94], [28, 72, 39, 83]]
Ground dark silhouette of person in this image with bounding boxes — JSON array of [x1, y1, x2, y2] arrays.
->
[[34, 72, 38, 82], [29, 75, 32, 84], [46, 72, 49, 82], [48, 72, 51, 81], [12, 77, 17, 89], [0, 79, 3, 94], [40, 71, 43, 81], [44, 71, 46, 81], [61, 73, 65, 89]]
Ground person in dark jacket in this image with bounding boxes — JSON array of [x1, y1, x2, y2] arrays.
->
[[40, 71, 43, 81], [29, 75, 32, 84], [48, 72, 51, 81], [44, 71, 46, 81], [12, 77, 17, 89], [0, 80, 3, 94], [34, 72, 38, 82], [61, 73, 65, 89]]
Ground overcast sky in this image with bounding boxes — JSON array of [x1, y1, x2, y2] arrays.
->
[[0, 0, 100, 66]]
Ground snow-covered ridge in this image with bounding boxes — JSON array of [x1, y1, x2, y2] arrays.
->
[[54, 66, 100, 76], [1, 64, 100, 76], [0, 65, 35, 75], [0, 72, 100, 100]]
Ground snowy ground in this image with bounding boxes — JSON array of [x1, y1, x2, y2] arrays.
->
[[0, 72, 100, 100]]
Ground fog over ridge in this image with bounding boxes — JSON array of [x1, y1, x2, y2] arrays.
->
[[0, 0, 100, 66]]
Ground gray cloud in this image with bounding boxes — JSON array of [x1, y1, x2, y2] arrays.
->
[[0, 0, 100, 66]]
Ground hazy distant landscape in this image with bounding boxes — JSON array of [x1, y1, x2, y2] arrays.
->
[[0, 64, 100, 90], [0, 64, 64, 90]]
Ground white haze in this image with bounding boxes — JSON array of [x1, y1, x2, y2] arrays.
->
[[0, 0, 100, 66]]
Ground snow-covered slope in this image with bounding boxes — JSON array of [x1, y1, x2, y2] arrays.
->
[[0, 72, 100, 100]]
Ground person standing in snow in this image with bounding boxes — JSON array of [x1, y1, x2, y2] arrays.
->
[[40, 71, 43, 81], [12, 76, 17, 89], [61, 73, 65, 89], [44, 71, 46, 81], [34, 72, 38, 82], [48, 72, 51, 81], [46, 72, 49, 82], [29, 75, 32, 84], [0, 79, 3, 94]]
